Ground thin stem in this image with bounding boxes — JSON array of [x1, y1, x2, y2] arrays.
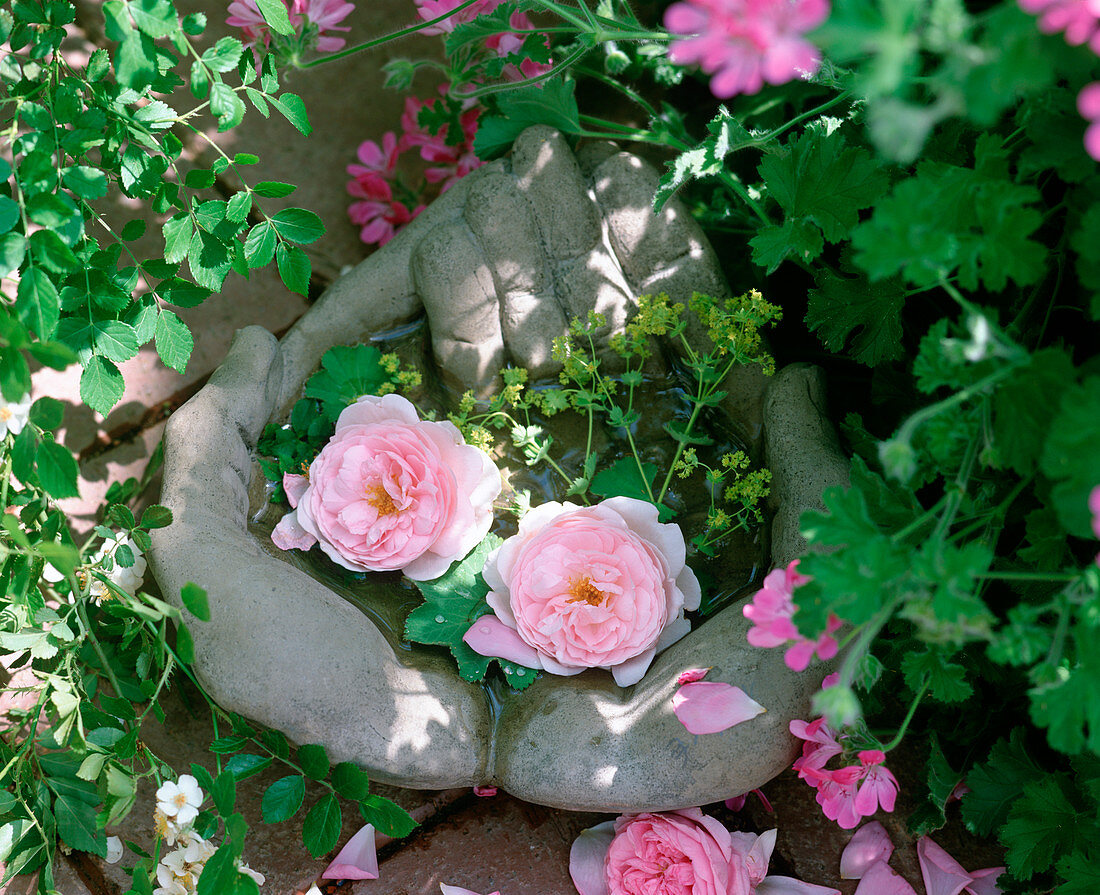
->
[[299, 0, 488, 68], [452, 44, 591, 99], [979, 571, 1078, 582], [76, 599, 125, 701], [881, 678, 929, 752]]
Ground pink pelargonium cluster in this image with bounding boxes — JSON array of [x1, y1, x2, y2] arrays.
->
[[1018, 0, 1100, 53], [1080, 84, 1100, 163], [271, 393, 501, 580], [227, 0, 354, 53], [664, 0, 830, 98], [464, 498, 701, 687], [790, 717, 899, 830], [414, 0, 553, 79], [570, 810, 840, 895], [743, 559, 842, 671]]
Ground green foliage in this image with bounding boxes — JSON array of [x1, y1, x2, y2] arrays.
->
[[1001, 775, 1099, 879], [1040, 378, 1100, 539], [590, 458, 673, 522], [405, 534, 538, 689], [474, 78, 581, 159], [805, 272, 906, 366]]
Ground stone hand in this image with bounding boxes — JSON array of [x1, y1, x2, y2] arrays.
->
[[151, 127, 850, 809]]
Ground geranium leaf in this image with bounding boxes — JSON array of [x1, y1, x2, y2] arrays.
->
[[962, 728, 1046, 836], [590, 457, 674, 521]]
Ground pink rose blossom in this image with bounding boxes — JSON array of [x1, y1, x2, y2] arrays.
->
[[464, 498, 701, 686], [227, 0, 354, 53], [271, 393, 501, 580], [664, 0, 830, 98], [570, 813, 839, 895], [744, 560, 842, 672], [1018, 0, 1100, 52], [1078, 83, 1100, 162]]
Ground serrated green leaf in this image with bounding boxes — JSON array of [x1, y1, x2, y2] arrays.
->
[[759, 127, 889, 243], [1001, 775, 1098, 879], [253, 0, 294, 35], [270, 208, 324, 245], [0, 196, 18, 234], [187, 228, 232, 291], [80, 355, 124, 413], [749, 218, 823, 274], [162, 214, 193, 264], [330, 762, 371, 800], [301, 793, 341, 858], [901, 648, 974, 704], [303, 344, 387, 417], [54, 791, 106, 856], [197, 842, 246, 895], [202, 37, 244, 72], [0, 233, 26, 279], [226, 191, 252, 223], [473, 79, 580, 159], [210, 82, 246, 131], [1056, 850, 1100, 894], [359, 794, 417, 838], [154, 310, 193, 373], [276, 243, 310, 295], [181, 582, 210, 621], [225, 753, 272, 781], [35, 441, 80, 499], [806, 272, 905, 366], [993, 349, 1075, 477], [243, 221, 276, 268], [1040, 377, 1100, 539], [261, 775, 304, 823], [15, 266, 59, 340], [590, 457, 674, 522], [211, 770, 236, 817], [253, 181, 296, 198], [62, 165, 107, 200], [29, 396, 63, 430], [268, 92, 311, 135], [962, 728, 1046, 837], [296, 744, 329, 781]]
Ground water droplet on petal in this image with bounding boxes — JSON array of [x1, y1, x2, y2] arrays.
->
[[516, 668, 525, 676], [435, 615, 445, 623]]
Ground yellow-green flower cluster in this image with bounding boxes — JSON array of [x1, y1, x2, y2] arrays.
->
[[689, 290, 781, 372]]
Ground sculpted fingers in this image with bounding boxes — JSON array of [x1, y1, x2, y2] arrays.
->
[[413, 215, 506, 395], [463, 171, 566, 378]]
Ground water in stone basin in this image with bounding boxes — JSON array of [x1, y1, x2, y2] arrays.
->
[[246, 317, 766, 678]]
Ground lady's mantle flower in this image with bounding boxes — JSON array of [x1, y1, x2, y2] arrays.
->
[[743, 559, 842, 671], [155, 775, 204, 829], [664, 0, 830, 98], [1079, 82, 1100, 163], [0, 394, 31, 439], [1018, 0, 1100, 53]]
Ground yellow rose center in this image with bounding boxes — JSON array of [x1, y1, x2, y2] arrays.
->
[[366, 482, 398, 516], [0, 408, 12, 422], [567, 576, 605, 606], [174, 792, 189, 809]]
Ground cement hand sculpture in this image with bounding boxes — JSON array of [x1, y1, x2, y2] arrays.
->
[[150, 126, 849, 810]]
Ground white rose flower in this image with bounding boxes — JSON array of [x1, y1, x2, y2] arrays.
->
[[155, 775, 204, 829], [0, 395, 31, 439]]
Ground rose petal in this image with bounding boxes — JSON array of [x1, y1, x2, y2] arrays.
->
[[472, 785, 498, 797], [840, 822, 894, 879], [271, 510, 318, 552], [655, 615, 692, 653], [853, 860, 918, 895], [918, 837, 974, 895], [757, 877, 842, 895], [282, 473, 309, 508], [569, 821, 615, 895], [463, 614, 545, 669], [440, 886, 501, 895], [611, 647, 657, 687], [965, 867, 1005, 895], [672, 681, 766, 734], [322, 823, 378, 880], [678, 667, 711, 685]]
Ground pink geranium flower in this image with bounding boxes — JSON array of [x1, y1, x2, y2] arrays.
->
[[271, 393, 501, 580], [743, 560, 843, 672], [415, 0, 505, 34], [485, 11, 554, 81], [401, 96, 485, 192], [464, 498, 701, 686], [1018, 0, 1100, 53], [664, 0, 830, 98], [227, 0, 354, 54], [1082, 85, 1100, 164]]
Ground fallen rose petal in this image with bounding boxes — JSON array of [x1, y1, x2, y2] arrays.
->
[[283, 473, 308, 508], [440, 886, 502, 895], [965, 866, 1005, 895], [463, 614, 544, 669], [853, 860, 917, 895], [473, 784, 498, 797], [321, 823, 378, 881], [569, 820, 615, 895], [757, 877, 842, 895], [918, 837, 974, 895], [840, 821, 894, 879], [679, 667, 712, 685], [672, 681, 766, 734], [271, 510, 318, 552]]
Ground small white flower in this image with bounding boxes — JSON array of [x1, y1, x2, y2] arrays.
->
[[90, 533, 147, 599], [962, 314, 993, 362], [155, 775, 204, 829], [238, 861, 266, 885], [105, 835, 124, 864], [0, 395, 32, 439]]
